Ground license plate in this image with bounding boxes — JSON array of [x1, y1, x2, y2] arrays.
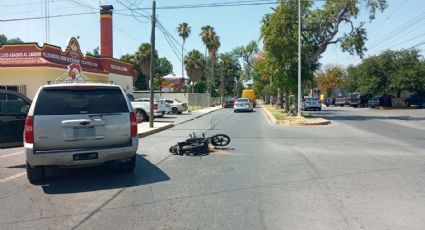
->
[[73, 152, 98, 161], [73, 127, 95, 138]]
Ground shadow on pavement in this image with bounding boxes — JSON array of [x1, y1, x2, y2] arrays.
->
[[41, 154, 170, 194], [7, 164, 26, 169]]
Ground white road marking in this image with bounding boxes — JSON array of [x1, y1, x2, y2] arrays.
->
[[0, 151, 24, 158], [0, 172, 26, 183]]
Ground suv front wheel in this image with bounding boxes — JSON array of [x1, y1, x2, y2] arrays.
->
[[118, 155, 136, 173], [26, 161, 45, 184]]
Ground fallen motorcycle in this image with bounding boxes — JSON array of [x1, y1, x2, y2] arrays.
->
[[169, 133, 231, 155]]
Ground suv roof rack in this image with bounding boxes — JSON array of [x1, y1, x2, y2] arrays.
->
[[46, 80, 115, 85]]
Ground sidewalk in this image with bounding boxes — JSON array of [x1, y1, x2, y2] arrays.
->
[[137, 106, 222, 137]]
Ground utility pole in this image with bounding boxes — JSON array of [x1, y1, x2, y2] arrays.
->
[[44, 0, 50, 43], [220, 61, 224, 107], [149, 0, 156, 128], [297, 0, 302, 116]]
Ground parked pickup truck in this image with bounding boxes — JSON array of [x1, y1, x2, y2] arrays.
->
[[126, 93, 164, 122], [335, 96, 347, 107], [135, 98, 170, 116]]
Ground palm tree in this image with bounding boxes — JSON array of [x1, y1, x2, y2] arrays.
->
[[200, 25, 219, 93], [177, 22, 191, 79], [208, 35, 221, 94], [184, 50, 206, 82]]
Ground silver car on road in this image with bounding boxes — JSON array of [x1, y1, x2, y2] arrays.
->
[[234, 98, 254, 112]]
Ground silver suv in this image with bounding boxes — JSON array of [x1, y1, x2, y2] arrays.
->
[[24, 83, 138, 183]]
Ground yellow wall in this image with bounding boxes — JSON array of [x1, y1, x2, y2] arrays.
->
[[0, 67, 107, 99]]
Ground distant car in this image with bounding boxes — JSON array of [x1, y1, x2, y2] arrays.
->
[[368, 96, 382, 108], [405, 93, 425, 107], [223, 98, 235, 108], [0, 89, 32, 148], [136, 98, 170, 117], [24, 83, 138, 183], [335, 96, 346, 107], [160, 98, 188, 114], [349, 92, 361, 108], [234, 98, 253, 112], [302, 97, 321, 111], [324, 97, 335, 107]]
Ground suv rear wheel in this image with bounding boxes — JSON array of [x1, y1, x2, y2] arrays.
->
[[118, 155, 136, 173], [26, 161, 45, 184], [135, 109, 148, 122]]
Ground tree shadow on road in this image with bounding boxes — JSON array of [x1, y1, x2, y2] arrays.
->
[[41, 154, 170, 194]]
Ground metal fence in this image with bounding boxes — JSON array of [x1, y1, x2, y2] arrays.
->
[[187, 93, 211, 111]]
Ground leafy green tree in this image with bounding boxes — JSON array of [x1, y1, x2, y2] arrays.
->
[[177, 22, 191, 78], [344, 65, 360, 93], [218, 53, 241, 98], [186, 80, 207, 93], [232, 40, 259, 81], [86, 47, 99, 57], [0, 34, 24, 45], [154, 57, 173, 90], [120, 43, 171, 91], [7, 38, 23, 44], [347, 49, 425, 96], [0, 35, 7, 46], [315, 65, 345, 97], [260, 0, 387, 110]]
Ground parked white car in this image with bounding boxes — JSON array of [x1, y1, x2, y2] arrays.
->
[[302, 96, 322, 111], [160, 99, 188, 114]]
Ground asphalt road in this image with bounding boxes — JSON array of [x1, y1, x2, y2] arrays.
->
[[1, 106, 425, 229]]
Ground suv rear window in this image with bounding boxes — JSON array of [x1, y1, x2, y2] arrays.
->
[[34, 87, 129, 115], [236, 98, 249, 102]]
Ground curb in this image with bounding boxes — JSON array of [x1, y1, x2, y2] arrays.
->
[[261, 107, 277, 124], [287, 120, 331, 126], [261, 105, 331, 127], [138, 123, 174, 138]]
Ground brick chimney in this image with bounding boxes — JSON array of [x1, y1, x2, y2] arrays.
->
[[100, 5, 113, 57]]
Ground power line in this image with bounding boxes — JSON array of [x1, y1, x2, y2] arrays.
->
[[408, 40, 425, 49], [65, 0, 98, 11], [367, 12, 425, 50], [368, 0, 408, 35], [0, 0, 279, 22], [116, 0, 150, 23], [157, 20, 188, 54], [0, 1, 42, 7], [158, 26, 182, 62], [384, 32, 425, 50]]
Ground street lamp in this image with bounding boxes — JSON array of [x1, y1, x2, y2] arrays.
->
[[297, 0, 302, 116]]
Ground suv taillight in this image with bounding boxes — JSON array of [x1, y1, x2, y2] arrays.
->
[[130, 112, 137, 137], [154, 103, 158, 110], [24, 116, 34, 143]]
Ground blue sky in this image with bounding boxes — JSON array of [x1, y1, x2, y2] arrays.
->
[[1, 0, 424, 75]]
